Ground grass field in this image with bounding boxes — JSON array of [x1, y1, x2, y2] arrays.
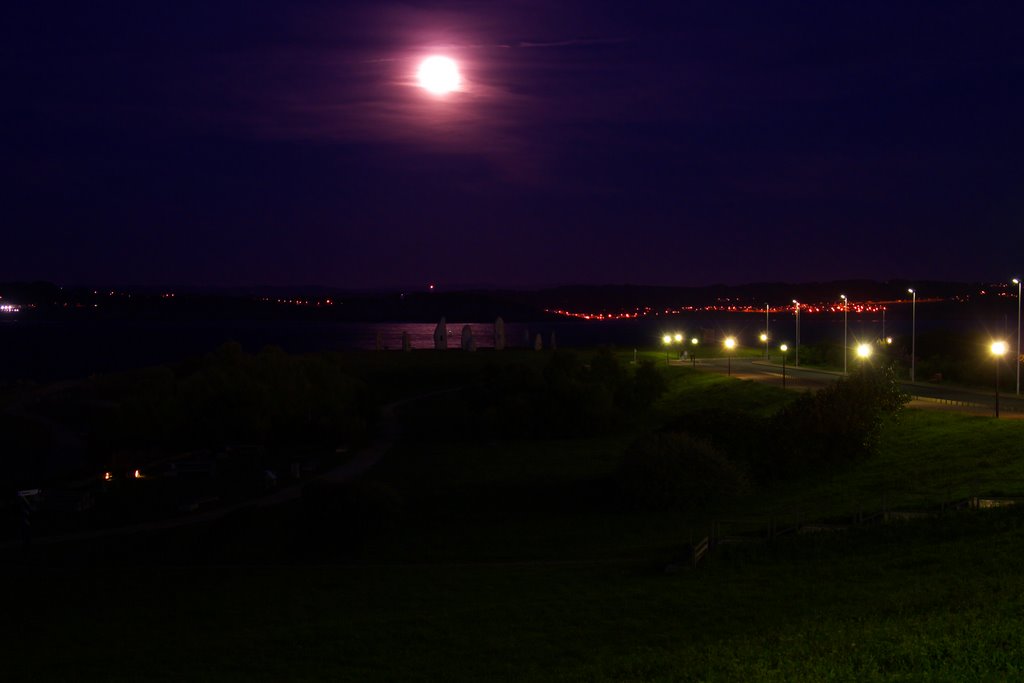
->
[[5, 352, 1024, 680]]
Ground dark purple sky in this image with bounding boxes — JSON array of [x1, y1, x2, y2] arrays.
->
[[4, 1, 1024, 289]]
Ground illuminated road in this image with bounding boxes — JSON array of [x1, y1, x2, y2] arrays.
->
[[683, 357, 1024, 416]]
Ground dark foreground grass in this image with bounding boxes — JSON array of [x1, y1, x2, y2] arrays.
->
[[7, 507, 1024, 681], [6, 362, 1024, 680]]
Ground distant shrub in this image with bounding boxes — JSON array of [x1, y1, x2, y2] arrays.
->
[[462, 349, 667, 440], [797, 342, 845, 368], [767, 364, 908, 475], [94, 344, 376, 456], [631, 359, 667, 408], [618, 432, 748, 512]]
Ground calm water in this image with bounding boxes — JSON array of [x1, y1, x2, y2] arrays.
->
[[0, 305, 1015, 381]]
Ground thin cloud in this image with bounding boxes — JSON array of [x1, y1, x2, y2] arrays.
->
[[508, 37, 630, 49]]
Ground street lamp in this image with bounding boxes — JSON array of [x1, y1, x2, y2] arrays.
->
[[840, 294, 848, 375], [792, 300, 801, 366], [780, 344, 788, 388], [764, 303, 770, 358], [691, 337, 699, 367], [1014, 277, 1021, 396], [992, 340, 1009, 418], [724, 336, 737, 376], [856, 342, 872, 371], [674, 332, 683, 343], [662, 334, 672, 364], [908, 288, 916, 382]]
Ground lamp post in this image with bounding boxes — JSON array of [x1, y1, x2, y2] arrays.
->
[[765, 303, 770, 358], [691, 337, 698, 367], [724, 336, 736, 376], [908, 288, 916, 382], [1014, 277, 1021, 396], [792, 300, 800, 366], [840, 294, 848, 375], [780, 344, 788, 388], [992, 340, 1008, 418], [662, 334, 672, 365]]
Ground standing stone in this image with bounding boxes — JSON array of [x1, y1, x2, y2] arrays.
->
[[402, 331, 411, 352], [375, 331, 383, 351], [461, 325, 476, 351], [494, 316, 506, 351], [534, 333, 543, 351], [550, 331, 557, 350], [433, 317, 448, 350]]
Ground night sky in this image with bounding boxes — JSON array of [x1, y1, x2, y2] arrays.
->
[[4, 1, 1024, 289]]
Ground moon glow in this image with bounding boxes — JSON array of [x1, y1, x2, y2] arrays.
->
[[417, 56, 461, 94]]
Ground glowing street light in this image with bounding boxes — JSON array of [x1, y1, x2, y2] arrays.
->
[[663, 332, 685, 364], [779, 343, 789, 388], [724, 336, 737, 376], [908, 288, 917, 382], [856, 343, 872, 370], [691, 337, 699, 367], [792, 300, 801, 366], [840, 294, 848, 375], [992, 340, 1009, 418], [1014, 277, 1021, 396], [760, 332, 768, 360]]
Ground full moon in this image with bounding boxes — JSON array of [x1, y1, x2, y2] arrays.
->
[[416, 56, 461, 94]]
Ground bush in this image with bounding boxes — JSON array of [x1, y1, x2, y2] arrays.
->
[[618, 432, 748, 512], [94, 345, 376, 455], [461, 350, 667, 441], [767, 364, 908, 475]]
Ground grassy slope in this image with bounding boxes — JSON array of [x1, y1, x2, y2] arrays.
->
[[6, 354, 1024, 681]]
